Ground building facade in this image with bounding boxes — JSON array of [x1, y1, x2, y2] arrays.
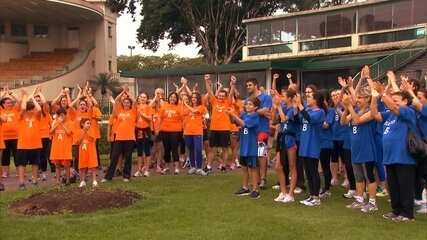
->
[[0, 0, 118, 99]]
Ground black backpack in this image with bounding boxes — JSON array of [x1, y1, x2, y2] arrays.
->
[[407, 121, 427, 162]]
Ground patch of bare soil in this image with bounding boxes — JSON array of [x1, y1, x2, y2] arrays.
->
[[9, 188, 141, 216]]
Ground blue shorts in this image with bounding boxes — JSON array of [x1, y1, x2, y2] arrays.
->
[[239, 156, 258, 168], [281, 134, 297, 150]]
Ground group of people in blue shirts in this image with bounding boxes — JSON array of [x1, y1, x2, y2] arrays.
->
[[234, 67, 426, 222]]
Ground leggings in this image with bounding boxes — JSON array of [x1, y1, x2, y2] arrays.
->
[[160, 131, 181, 163], [319, 148, 332, 191], [415, 159, 427, 200], [331, 140, 345, 163], [387, 164, 416, 219], [343, 149, 356, 190], [296, 141, 305, 189], [39, 138, 55, 173], [105, 140, 135, 180], [1, 139, 17, 166], [303, 157, 320, 196], [185, 135, 203, 169]]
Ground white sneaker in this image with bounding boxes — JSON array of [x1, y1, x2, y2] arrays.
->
[[101, 178, 107, 183], [271, 184, 280, 190], [294, 187, 303, 194], [282, 195, 295, 203], [133, 171, 142, 177], [174, 168, 180, 175], [414, 199, 427, 206], [188, 168, 197, 175], [274, 192, 286, 202], [143, 171, 150, 177], [343, 190, 356, 199], [304, 198, 321, 206], [79, 181, 86, 188], [92, 180, 98, 187], [341, 179, 349, 188], [123, 178, 130, 182], [196, 169, 207, 176], [300, 196, 312, 204], [416, 205, 427, 214]]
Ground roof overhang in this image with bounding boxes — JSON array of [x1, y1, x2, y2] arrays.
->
[[0, 0, 104, 24]]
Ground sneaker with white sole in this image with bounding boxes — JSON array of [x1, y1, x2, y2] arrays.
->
[[330, 178, 339, 186], [161, 168, 169, 175], [346, 201, 365, 209], [392, 215, 414, 222], [133, 171, 142, 177], [383, 212, 399, 220], [188, 168, 197, 175], [174, 168, 180, 175], [341, 179, 349, 188], [123, 178, 130, 182], [319, 190, 331, 199], [143, 171, 150, 177], [249, 191, 260, 199], [343, 190, 356, 199], [300, 196, 313, 205], [361, 202, 378, 213], [274, 192, 286, 202], [282, 195, 295, 203], [304, 198, 321, 206], [271, 184, 280, 190], [92, 180, 98, 187], [79, 181, 86, 188], [294, 187, 303, 194], [416, 205, 427, 214], [235, 188, 251, 196], [101, 178, 108, 183], [196, 169, 207, 176]]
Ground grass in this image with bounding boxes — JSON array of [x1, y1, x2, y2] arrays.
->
[[0, 172, 426, 240]]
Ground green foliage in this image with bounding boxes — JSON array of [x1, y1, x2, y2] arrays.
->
[[107, 0, 353, 65], [117, 53, 205, 72]]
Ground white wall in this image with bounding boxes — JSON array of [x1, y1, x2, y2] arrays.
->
[[0, 42, 28, 62]]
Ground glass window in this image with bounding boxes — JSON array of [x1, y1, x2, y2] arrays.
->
[[360, 27, 425, 45], [33, 25, 48, 36], [326, 11, 356, 37], [300, 37, 351, 51], [258, 22, 272, 44], [298, 14, 326, 40], [393, 0, 413, 28], [11, 24, 27, 37], [373, 4, 392, 31], [413, 0, 427, 24], [247, 23, 260, 45], [248, 43, 292, 56], [271, 20, 284, 43], [283, 18, 297, 42], [358, 7, 375, 32]]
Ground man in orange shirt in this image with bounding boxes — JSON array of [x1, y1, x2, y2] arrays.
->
[[204, 74, 233, 172]]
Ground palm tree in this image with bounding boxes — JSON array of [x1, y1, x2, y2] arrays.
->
[[89, 72, 121, 111]]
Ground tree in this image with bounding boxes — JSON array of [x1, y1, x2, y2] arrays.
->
[[89, 73, 121, 108], [117, 54, 205, 72], [108, 0, 352, 65]]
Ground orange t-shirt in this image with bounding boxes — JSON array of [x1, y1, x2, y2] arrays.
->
[[50, 121, 73, 160], [136, 104, 153, 129], [0, 107, 20, 140], [77, 129, 98, 169], [17, 112, 42, 150], [209, 97, 232, 131], [39, 107, 52, 139], [159, 103, 183, 132], [114, 108, 137, 141], [230, 100, 243, 132], [71, 109, 93, 145], [183, 105, 207, 136], [92, 106, 102, 139]]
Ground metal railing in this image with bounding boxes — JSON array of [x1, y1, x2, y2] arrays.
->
[[2, 41, 95, 89], [352, 35, 427, 87]]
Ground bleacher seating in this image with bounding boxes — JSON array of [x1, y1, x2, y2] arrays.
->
[[0, 49, 77, 83]]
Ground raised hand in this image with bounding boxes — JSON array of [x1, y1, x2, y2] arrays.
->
[[230, 75, 237, 85], [273, 73, 279, 80], [181, 77, 188, 85], [338, 76, 347, 88], [342, 94, 352, 107]]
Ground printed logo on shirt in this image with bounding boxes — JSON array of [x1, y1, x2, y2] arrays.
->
[[352, 126, 358, 134], [118, 112, 131, 121], [165, 110, 176, 118], [25, 117, 34, 128], [302, 119, 308, 132], [383, 119, 396, 135], [243, 128, 249, 135]]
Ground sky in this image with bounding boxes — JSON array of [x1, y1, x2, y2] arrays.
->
[[116, 7, 200, 58]]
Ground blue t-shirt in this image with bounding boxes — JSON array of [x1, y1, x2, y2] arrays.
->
[[298, 107, 325, 159], [279, 105, 298, 149], [320, 108, 335, 149], [239, 112, 260, 157], [380, 106, 417, 165], [332, 107, 347, 141], [419, 105, 427, 140], [350, 117, 377, 164], [255, 92, 272, 133]]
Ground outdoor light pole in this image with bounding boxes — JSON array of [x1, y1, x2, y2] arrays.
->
[[128, 45, 135, 56]]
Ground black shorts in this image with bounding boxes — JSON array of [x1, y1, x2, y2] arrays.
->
[[15, 149, 41, 166], [178, 131, 186, 155], [209, 130, 230, 148], [135, 128, 152, 157], [239, 156, 258, 168], [203, 129, 209, 142]]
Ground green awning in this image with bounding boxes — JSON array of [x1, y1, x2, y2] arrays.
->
[[120, 52, 391, 78]]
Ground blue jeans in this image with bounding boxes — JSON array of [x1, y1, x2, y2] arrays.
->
[[185, 135, 203, 169]]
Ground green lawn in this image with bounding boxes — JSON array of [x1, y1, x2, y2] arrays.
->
[[0, 172, 426, 240]]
